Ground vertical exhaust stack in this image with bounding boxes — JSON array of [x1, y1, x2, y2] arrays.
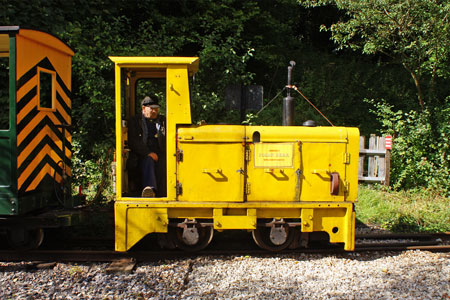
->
[[283, 61, 296, 126]]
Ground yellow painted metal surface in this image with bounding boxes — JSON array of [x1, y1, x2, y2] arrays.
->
[[109, 56, 199, 75], [177, 125, 245, 202], [114, 64, 123, 197], [247, 125, 352, 143], [300, 142, 347, 201], [247, 141, 300, 202], [310, 208, 355, 251], [110, 56, 359, 252], [109, 56, 200, 201], [114, 200, 355, 251], [301, 208, 315, 232], [344, 128, 360, 202], [213, 208, 256, 230], [245, 126, 359, 202], [115, 203, 168, 252], [166, 66, 193, 200]]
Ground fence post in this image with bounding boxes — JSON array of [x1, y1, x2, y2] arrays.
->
[[385, 148, 391, 186], [368, 134, 376, 179], [359, 136, 365, 180], [378, 136, 386, 184]]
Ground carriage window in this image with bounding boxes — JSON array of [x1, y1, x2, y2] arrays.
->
[[0, 56, 9, 129], [38, 68, 55, 109]]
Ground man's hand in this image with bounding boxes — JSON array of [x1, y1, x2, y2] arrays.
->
[[149, 152, 158, 162]]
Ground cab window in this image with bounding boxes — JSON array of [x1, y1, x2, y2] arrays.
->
[[135, 78, 166, 114], [38, 68, 55, 110]]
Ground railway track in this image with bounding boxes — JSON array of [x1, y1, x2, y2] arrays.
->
[[0, 233, 449, 264]]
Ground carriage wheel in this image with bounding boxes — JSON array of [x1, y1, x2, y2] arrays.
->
[[169, 225, 214, 252], [252, 225, 295, 251], [7, 228, 44, 250]]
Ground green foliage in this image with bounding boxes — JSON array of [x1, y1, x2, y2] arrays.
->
[[71, 139, 114, 203], [298, 0, 450, 195], [3, 0, 450, 199], [299, 0, 450, 110], [249, 47, 417, 132], [2, 0, 307, 200], [61, 15, 130, 162], [357, 185, 450, 232], [368, 98, 450, 195]]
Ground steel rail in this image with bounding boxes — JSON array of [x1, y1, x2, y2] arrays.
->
[[0, 232, 448, 263], [0, 245, 449, 263]]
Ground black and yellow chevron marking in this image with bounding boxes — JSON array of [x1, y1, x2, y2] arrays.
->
[[16, 57, 72, 194]]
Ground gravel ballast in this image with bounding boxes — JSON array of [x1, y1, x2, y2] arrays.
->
[[1, 250, 449, 299]]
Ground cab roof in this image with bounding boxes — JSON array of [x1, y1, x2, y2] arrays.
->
[[109, 56, 199, 76], [0, 26, 74, 57]]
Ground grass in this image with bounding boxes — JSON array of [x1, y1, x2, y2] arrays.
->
[[356, 184, 450, 232]]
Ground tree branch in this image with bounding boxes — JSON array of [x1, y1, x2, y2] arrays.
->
[[402, 62, 425, 112]]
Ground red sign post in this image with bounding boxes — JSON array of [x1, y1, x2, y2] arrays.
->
[[385, 135, 392, 150], [384, 135, 392, 185]]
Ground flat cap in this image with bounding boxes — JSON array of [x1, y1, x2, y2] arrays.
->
[[141, 96, 160, 107]]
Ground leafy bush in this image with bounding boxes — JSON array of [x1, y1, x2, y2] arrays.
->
[[71, 139, 114, 204], [368, 98, 450, 195], [4, 0, 449, 200]]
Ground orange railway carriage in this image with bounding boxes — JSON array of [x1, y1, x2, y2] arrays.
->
[[0, 26, 78, 249]]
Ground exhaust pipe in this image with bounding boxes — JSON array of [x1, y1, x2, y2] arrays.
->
[[283, 61, 295, 126]]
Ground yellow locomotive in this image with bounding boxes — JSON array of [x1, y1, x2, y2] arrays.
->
[[110, 57, 360, 252]]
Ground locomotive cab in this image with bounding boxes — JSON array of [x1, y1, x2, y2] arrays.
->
[[110, 56, 359, 252], [110, 57, 198, 200]]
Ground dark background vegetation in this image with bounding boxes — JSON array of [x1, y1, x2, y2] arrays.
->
[[2, 0, 450, 199]]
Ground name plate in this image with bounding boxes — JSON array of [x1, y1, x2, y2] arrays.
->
[[254, 143, 294, 168]]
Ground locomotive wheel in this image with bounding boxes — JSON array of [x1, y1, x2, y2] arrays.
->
[[252, 225, 295, 251], [7, 228, 44, 250], [156, 233, 177, 250], [169, 225, 214, 252]]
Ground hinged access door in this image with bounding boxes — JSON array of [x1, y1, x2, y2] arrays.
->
[[176, 125, 245, 202], [300, 142, 348, 201], [245, 126, 354, 202], [245, 127, 302, 202]]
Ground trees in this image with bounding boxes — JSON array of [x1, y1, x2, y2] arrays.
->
[[299, 0, 450, 111], [298, 0, 450, 194], [2, 0, 307, 199], [5, 0, 450, 195]]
